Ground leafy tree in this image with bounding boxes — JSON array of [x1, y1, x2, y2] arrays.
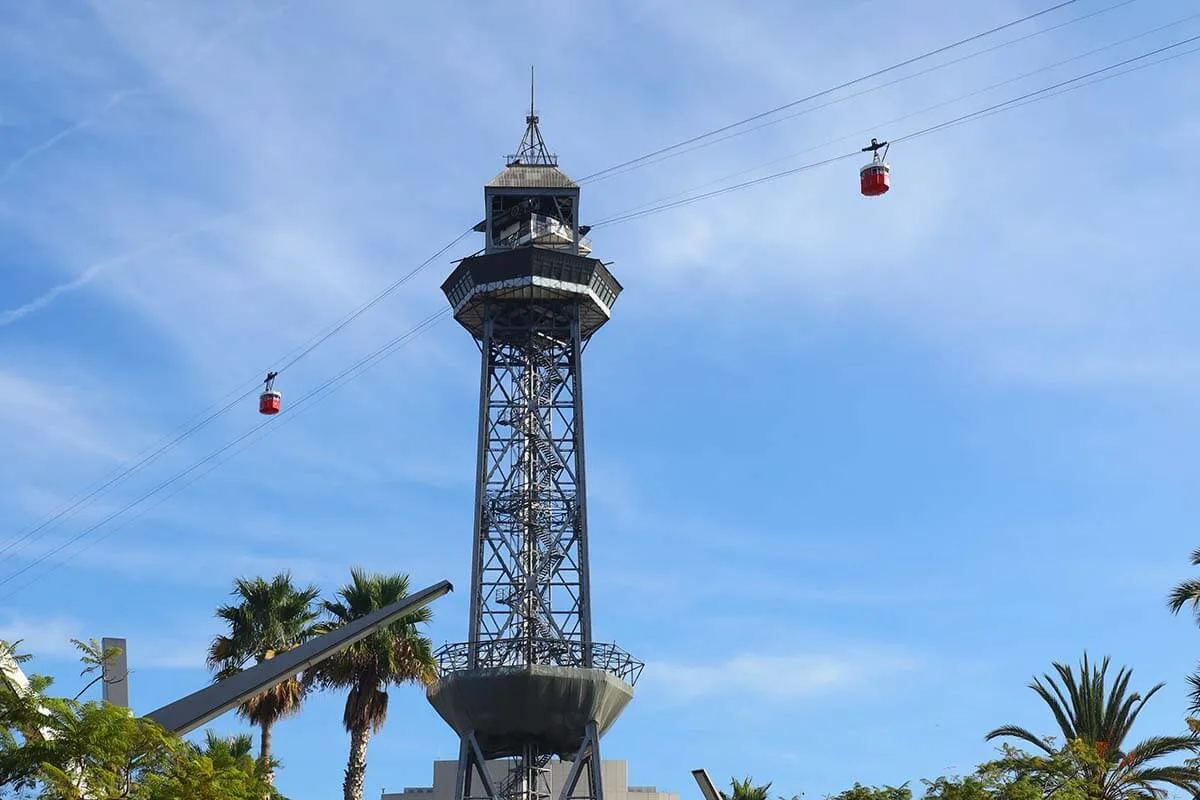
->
[[1, 639, 53, 796], [34, 702, 282, 800], [828, 782, 912, 800], [36, 700, 177, 799], [1166, 547, 1200, 731], [206, 571, 321, 785], [924, 751, 1086, 800], [985, 653, 1200, 800], [68, 637, 125, 701], [304, 568, 437, 800], [923, 775, 1001, 800], [1, 639, 278, 799], [977, 742, 1106, 800]]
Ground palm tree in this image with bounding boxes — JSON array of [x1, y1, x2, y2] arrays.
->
[[1167, 547, 1200, 726], [303, 568, 437, 800], [985, 652, 1200, 800], [194, 730, 255, 761], [206, 572, 321, 786], [720, 777, 774, 800]]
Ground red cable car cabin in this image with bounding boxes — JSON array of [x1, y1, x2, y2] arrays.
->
[[259, 371, 281, 415], [859, 137, 890, 197], [259, 390, 282, 415], [860, 161, 890, 196]]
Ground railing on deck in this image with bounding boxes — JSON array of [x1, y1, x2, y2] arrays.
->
[[434, 637, 644, 685]]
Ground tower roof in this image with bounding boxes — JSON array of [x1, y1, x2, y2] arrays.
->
[[486, 164, 577, 189]]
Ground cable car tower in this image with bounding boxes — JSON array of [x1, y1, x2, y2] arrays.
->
[[429, 82, 642, 800]]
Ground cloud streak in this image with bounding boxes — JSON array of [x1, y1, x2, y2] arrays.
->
[[642, 648, 918, 703], [0, 218, 226, 326], [0, 613, 83, 661], [0, 368, 132, 463], [0, 3, 282, 187], [0, 88, 146, 187], [0, 610, 214, 672]]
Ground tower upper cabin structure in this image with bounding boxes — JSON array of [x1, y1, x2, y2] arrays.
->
[[476, 92, 591, 258], [431, 93, 638, 800]]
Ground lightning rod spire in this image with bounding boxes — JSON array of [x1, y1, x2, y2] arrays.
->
[[508, 66, 556, 167]]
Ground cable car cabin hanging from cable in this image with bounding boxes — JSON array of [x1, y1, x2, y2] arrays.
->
[[259, 371, 282, 415], [860, 138, 890, 197]]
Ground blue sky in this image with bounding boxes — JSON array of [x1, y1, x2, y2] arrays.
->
[[3, 0, 1200, 797]]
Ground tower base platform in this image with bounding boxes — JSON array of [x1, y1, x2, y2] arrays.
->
[[427, 665, 634, 760]]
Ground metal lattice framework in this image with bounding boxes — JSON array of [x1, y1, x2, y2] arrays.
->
[[468, 301, 591, 667]]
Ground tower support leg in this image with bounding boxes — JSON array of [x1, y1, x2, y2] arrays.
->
[[455, 730, 500, 800], [558, 721, 604, 800]]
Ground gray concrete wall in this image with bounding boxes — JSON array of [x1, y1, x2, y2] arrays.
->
[[382, 759, 677, 800]]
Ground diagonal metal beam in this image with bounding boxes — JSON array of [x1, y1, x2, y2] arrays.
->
[[146, 579, 453, 735], [692, 769, 721, 800]]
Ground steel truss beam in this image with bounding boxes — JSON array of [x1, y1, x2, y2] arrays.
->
[[467, 300, 593, 669]]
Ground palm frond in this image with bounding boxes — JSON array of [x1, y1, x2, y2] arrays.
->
[[1167, 580, 1200, 615], [1117, 683, 1164, 749], [985, 725, 1057, 755], [1117, 736, 1199, 770], [1186, 673, 1200, 717], [1031, 673, 1078, 743], [1117, 765, 1200, 798]]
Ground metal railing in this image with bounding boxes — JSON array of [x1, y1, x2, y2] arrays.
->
[[434, 637, 644, 685]]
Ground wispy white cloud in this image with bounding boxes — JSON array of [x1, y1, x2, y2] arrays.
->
[[642, 648, 917, 703], [983, 348, 1200, 388], [124, 631, 213, 671], [600, 568, 953, 615], [0, 218, 226, 326], [0, 2, 282, 187], [0, 613, 83, 661], [0, 524, 347, 592], [0, 88, 141, 187], [0, 610, 212, 673], [0, 368, 133, 463]]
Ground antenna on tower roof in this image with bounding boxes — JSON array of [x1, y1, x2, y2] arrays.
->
[[507, 66, 557, 167]]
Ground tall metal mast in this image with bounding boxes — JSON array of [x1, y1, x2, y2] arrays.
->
[[430, 84, 641, 800]]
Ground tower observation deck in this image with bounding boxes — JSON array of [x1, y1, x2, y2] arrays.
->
[[428, 97, 641, 800]]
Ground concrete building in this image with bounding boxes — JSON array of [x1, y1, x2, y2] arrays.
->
[[382, 760, 677, 800]]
